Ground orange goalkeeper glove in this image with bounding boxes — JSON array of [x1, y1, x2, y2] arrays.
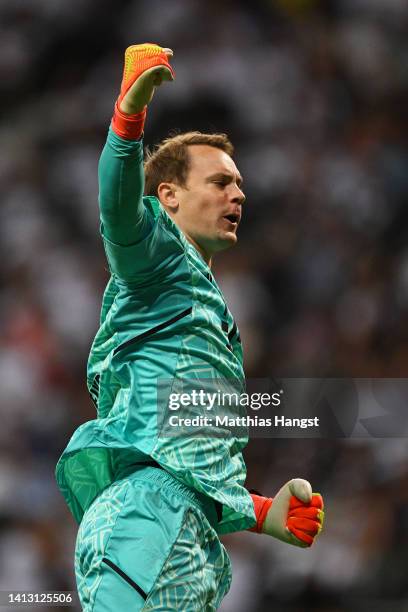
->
[[112, 43, 175, 140], [250, 479, 324, 547]]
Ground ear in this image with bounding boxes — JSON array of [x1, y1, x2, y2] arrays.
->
[[157, 182, 179, 213]]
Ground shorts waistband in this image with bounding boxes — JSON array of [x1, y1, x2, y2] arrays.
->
[[119, 463, 220, 530]]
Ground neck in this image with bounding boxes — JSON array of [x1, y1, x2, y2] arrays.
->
[[160, 207, 213, 267], [186, 235, 212, 267]]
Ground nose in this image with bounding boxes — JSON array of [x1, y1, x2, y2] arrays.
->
[[230, 184, 245, 205]]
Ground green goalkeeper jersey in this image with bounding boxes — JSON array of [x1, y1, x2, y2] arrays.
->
[[56, 128, 255, 534]]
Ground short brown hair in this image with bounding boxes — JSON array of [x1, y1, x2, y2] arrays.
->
[[144, 131, 234, 197]]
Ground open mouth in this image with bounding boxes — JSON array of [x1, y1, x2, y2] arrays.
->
[[223, 213, 240, 224]]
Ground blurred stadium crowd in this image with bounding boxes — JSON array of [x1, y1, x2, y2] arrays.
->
[[1, 0, 408, 610]]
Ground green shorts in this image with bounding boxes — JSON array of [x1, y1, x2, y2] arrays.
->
[[75, 465, 232, 611]]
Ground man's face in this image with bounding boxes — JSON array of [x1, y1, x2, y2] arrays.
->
[[168, 145, 245, 261]]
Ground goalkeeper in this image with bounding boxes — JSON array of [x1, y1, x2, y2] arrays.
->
[[56, 44, 324, 611]]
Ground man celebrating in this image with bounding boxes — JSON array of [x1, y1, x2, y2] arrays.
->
[[56, 44, 324, 611]]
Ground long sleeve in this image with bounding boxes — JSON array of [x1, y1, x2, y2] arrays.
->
[[98, 127, 152, 246]]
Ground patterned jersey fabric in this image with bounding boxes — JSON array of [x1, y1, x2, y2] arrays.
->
[[56, 129, 255, 534]]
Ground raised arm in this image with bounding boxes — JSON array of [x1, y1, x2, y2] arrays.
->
[[99, 44, 174, 246]]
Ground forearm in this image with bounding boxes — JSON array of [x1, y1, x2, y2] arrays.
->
[[248, 493, 272, 533], [98, 126, 149, 245], [98, 44, 173, 247]]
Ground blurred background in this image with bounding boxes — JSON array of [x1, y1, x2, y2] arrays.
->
[[1, 0, 408, 610]]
